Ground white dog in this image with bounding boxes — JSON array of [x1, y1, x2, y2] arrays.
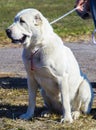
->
[[6, 8, 93, 123]]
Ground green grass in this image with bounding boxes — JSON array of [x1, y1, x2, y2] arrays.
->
[[0, 0, 94, 43]]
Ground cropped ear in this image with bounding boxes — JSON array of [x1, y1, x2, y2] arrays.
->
[[34, 14, 42, 26]]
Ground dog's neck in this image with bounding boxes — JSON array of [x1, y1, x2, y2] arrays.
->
[[29, 45, 46, 71]]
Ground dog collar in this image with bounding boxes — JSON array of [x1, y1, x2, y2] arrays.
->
[[30, 49, 39, 71], [30, 46, 46, 71]]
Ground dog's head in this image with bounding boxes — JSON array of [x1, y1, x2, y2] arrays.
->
[[6, 8, 52, 48]]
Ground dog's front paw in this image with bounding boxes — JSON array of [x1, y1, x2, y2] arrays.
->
[[20, 113, 33, 120], [71, 111, 80, 120], [61, 116, 73, 123]]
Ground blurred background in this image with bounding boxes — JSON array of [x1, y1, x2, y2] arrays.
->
[[0, 0, 94, 45]]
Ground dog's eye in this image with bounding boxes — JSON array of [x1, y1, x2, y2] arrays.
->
[[20, 18, 25, 24]]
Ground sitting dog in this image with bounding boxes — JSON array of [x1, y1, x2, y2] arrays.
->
[[6, 8, 93, 123]]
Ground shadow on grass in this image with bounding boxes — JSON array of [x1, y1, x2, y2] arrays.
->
[[0, 104, 47, 119], [0, 103, 96, 120], [91, 108, 96, 120], [0, 77, 47, 119], [0, 77, 27, 89], [0, 77, 96, 120]]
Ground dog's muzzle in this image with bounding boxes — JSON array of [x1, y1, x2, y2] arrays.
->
[[6, 28, 27, 44]]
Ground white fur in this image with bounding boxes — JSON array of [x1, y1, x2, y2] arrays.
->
[[7, 8, 93, 123]]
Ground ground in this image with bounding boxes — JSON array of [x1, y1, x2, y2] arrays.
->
[[0, 42, 96, 130]]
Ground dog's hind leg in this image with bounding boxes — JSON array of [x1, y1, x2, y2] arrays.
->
[[77, 79, 93, 114], [71, 95, 81, 120], [72, 78, 93, 120], [82, 97, 93, 114]]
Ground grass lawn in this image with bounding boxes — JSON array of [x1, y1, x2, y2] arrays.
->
[[0, 0, 94, 44], [0, 75, 96, 130]]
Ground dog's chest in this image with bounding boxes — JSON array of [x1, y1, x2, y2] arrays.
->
[[23, 50, 45, 72], [30, 51, 42, 70], [23, 50, 60, 96], [23, 49, 61, 96]]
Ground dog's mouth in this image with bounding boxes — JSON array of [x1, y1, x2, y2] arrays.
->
[[12, 34, 27, 44]]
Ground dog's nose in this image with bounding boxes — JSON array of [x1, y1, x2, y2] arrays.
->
[[6, 29, 12, 38]]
